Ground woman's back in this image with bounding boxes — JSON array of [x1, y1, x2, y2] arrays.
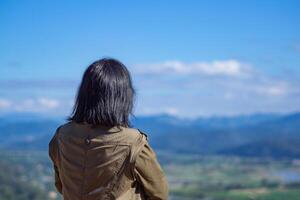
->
[[48, 58, 168, 199], [49, 121, 168, 200]]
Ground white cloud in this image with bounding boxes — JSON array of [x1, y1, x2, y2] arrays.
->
[[133, 59, 295, 98], [163, 107, 179, 115], [259, 85, 287, 96], [0, 99, 12, 109], [132, 59, 300, 117], [244, 79, 291, 97], [37, 97, 60, 109], [134, 59, 253, 78], [138, 106, 180, 116], [1, 59, 299, 117], [0, 97, 63, 113]]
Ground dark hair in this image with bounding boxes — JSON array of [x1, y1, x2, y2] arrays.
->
[[68, 57, 136, 127]]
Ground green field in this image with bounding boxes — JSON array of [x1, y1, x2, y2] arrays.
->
[[160, 152, 300, 200], [1, 150, 300, 200]]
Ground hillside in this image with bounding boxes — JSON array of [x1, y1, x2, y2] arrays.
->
[[0, 112, 299, 158]]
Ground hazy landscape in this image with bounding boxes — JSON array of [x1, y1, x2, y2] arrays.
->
[[1, 1, 299, 200], [0, 112, 299, 200]]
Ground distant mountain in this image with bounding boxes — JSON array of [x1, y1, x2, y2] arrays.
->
[[0, 111, 299, 158], [0, 121, 60, 149], [132, 112, 300, 157], [218, 139, 300, 158]]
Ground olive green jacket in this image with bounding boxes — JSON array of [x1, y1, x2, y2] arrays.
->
[[48, 121, 168, 200]]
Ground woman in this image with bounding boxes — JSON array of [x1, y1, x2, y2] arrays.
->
[[48, 58, 168, 200]]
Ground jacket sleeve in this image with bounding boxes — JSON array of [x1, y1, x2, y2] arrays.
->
[[48, 127, 63, 194], [134, 139, 169, 200]]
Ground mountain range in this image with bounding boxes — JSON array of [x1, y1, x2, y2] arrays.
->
[[0, 112, 299, 158]]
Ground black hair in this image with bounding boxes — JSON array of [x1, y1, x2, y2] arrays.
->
[[68, 57, 136, 127]]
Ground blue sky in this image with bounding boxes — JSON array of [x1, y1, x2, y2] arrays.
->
[[0, 0, 300, 117]]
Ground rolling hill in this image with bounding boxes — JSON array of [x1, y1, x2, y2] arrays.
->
[[0, 112, 299, 158]]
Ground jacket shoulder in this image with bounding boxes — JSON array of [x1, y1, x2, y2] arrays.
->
[[54, 121, 74, 136], [136, 128, 148, 140], [58, 121, 73, 130], [122, 127, 148, 142]]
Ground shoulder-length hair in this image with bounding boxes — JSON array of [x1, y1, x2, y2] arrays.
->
[[68, 57, 136, 127]]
